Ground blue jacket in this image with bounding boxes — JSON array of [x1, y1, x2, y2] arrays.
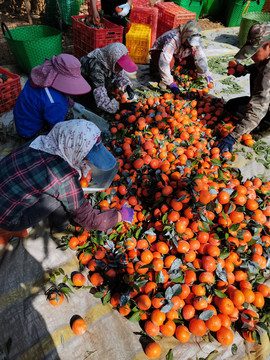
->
[[14, 80, 68, 138]]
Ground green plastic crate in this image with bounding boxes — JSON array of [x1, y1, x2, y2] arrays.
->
[[45, 0, 83, 26], [201, 0, 224, 18], [239, 12, 270, 47], [223, 0, 266, 27], [172, 0, 204, 20], [3, 25, 62, 74]]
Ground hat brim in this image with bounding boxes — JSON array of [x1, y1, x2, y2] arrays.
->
[[235, 43, 258, 60], [117, 54, 138, 73], [188, 36, 201, 47], [86, 143, 117, 171], [51, 73, 91, 95]]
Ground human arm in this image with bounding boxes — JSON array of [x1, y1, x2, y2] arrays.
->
[[90, 0, 100, 23], [114, 70, 133, 91], [230, 62, 270, 139], [71, 198, 120, 231], [93, 87, 120, 113], [193, 47, 211, 79], [158, 35, 180, 86]]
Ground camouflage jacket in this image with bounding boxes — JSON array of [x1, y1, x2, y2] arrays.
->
[[231, 57, 270, 139]]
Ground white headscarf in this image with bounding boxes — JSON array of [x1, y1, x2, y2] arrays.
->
[[29, 119, 100, 177]]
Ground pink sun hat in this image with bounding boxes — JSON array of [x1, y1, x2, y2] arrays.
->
[[117, 54, 138, 73], [30, 54, 91, 95]]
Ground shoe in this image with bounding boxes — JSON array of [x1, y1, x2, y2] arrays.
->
[[50, 224, 76, 241]]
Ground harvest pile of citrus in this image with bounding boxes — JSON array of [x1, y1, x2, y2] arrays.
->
[[54, 88, 269, 358]]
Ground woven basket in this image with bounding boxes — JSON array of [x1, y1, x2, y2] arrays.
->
[[239, 12, 270, 47], [223, 0, 266, 27], [2, 24, 62, 74]]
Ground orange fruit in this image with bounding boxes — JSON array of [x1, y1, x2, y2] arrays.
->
[[145, 342, 161, 359], [71, 318, 87, 335]]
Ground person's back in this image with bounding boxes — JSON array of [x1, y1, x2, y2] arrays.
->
[[14, 80, 68, 139], [0, 143, 79, 229]]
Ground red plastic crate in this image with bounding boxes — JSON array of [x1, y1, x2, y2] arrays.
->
[[72, 16, 123, 58], [129, 7, 158, 47], [133, 0, 151, 7], [0, 67, 21, 114], [87, 0, 101, 15], [154, 2, 196, 38]]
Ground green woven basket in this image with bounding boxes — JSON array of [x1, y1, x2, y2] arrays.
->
[[2, 24, 62, 74], [223, 0, 266, 27], [239, 12, 270, 47], [45, 0, 83, 26]]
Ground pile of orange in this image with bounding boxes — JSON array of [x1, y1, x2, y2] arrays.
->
[[55, 87, 269, 357]]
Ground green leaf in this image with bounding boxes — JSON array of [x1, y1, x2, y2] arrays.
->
[[129, 311, 141, 323], [59, 268, 65, 275], [214, 290, 227, 298], [219, 252, 230, 259], [94, 292, 105, 298], [103, 292, 111, 305], [231, 344, 238, 355], [199, 310, 215, 321], [166, 349, 174, 360], [256, 322, 270, 334]]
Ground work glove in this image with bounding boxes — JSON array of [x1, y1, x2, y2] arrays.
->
[[126, 85, 135, 100], [217, 135, 236, 153], [117, 2, 131, 16], [119, 102, 138, 112], [169, 82, 181, 95], [207, 75, 213, 85], [120, 204, 134, 223]]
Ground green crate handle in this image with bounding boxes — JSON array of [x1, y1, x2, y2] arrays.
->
[[1, 22, 13, 40]]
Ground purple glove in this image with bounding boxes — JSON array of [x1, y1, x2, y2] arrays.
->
[[120, 205, 134, 223], [169, 82, 180, 95], [207, 76, 213, 85]]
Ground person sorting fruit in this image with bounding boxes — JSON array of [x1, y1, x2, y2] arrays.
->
[[149, 20, 213, 94], [218, 22, 270, 153], [80, 42, 138, 114], [14, 54, 91, 140], [0, 119, 134, 240], [90, 0, 133, 44]]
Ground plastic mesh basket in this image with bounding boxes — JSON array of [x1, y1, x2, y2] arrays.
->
[[45, 0, 83, 26], [126, 24, 151, 64], [0, 67, 21, 114], [239, 12, 270, 47], [201, 0, 224, 18], [72, 16, 123, 58], [223, 0, 266, 27], [154, 2, 196, 37], [129, 7, 158, 46], [2, 24, 62, 74], [172, 0, 203, 20]]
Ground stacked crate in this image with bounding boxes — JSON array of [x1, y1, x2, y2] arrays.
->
[[154, 2, 196, 38], [129, 6, 158, 47], [126, 24, 151, 64], [72, 16, 123, 58]]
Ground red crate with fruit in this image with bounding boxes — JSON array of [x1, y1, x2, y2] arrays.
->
[[0, 67, 21, 114], [72, 15, 123, 59]]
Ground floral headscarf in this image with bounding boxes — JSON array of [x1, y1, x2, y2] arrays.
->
[[179, 20, 202, 60], [29, 120, 100, 177], [87, 42, 128, 75]]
